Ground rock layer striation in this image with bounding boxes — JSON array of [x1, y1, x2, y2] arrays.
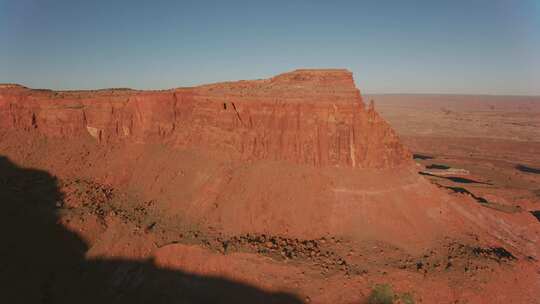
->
[[0, 69, 410, 168]]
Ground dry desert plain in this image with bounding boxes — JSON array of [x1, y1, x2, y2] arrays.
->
[[373, 94, 540, 213]]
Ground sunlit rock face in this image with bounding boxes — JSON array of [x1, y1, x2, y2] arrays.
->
[[0, 69, 410, 169]]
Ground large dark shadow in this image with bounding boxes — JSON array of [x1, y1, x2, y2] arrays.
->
[[0, 155, 303, 304]]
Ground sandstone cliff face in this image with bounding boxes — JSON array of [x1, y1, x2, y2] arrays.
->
[[0, 69, 410, 168]]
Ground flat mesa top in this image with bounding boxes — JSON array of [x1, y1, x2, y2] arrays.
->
[[290, 68, 352, 73], [0, 69, 356, 95], [0, 84, 28, 89]]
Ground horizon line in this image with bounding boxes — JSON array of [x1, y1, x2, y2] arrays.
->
[[2, 83, 539, 98]]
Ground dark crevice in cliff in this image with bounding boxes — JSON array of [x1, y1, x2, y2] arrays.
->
[[31, 113, 38, 129], [172, 92, 179, 132], [82, 109, 87, 126], [231, 102, 244, 126]]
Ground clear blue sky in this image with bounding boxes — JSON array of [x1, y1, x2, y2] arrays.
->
[[1, 0, 539, 95]]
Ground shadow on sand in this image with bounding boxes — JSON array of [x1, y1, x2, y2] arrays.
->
[[0, 155, 303, 304], [515, 164, 540, 175], [419, 171, 491, 185], [412, 153, 433, 160]]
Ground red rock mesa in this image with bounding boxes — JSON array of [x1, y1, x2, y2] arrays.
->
[[0, 69, 410, 169]]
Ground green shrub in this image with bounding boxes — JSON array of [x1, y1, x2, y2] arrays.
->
[[400, 293, 415, 304], [368, 284, 394, 304], [367, 284, 415, 304]]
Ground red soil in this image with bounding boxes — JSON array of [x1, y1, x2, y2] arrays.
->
[[0, 71, 538, 303]]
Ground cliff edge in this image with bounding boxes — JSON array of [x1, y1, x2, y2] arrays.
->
[[0, 69, 410, 168]]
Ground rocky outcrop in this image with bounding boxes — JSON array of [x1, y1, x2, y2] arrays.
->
[[0, 69, 410, 168]]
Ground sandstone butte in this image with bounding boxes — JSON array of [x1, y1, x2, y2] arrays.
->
[[0, 69, 410, 169], [1, 69, 539, 303]]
